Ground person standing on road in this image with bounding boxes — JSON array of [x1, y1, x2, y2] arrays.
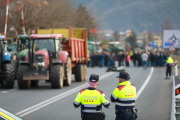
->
[[126, 52, 131, 67], [165, 53, 174, 79], [107, 52, 116, 67], [149, 52, 155, 67], [99, 52, 105, 67], [155, 52, 159, 67], [141, 51, 149, 70], [118, 52, 122, 67], [132, 51, 137, 66], [73, 74, 110, 120], [137, 52, 141, 67], [163, 52, 168, 67], [110, 72, 137, 120]]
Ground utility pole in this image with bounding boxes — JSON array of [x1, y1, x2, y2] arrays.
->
[[19, 0, 26, 35], [146, 24, 149, 47], [4, 0, 9, 39]]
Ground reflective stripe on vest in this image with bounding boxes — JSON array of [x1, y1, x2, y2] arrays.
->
[[116, 102, 135, 106], [81, 104, 102, 113]]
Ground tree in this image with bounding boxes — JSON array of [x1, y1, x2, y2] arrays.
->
[[75, 4, 97, 31], [161, 16, 173, 30], [112, 30, 119, 41], [161, 16, 173, 39], [1, 1, 98, 37], [7, 0, 75, 35], [126, 31, 138, 49]]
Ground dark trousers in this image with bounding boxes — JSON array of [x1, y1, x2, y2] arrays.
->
[[118, 60, 121, 66], [126, 61, 129, 67], [133, 59, 136, 66], [166, 67, 172, 77], [138, 60, 141, 67], [115, 111, 136, 120], [82, 113, 101, 120]]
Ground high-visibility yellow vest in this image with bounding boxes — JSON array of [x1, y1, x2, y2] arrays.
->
[[111, 81, 136, 110], [74, 88, 109, 113], [130, 52, 133, 56], [167, 57, 173, 63]]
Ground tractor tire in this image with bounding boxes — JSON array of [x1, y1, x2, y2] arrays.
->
[[50, 65, 64, 89], [12, 60, 18, 79], [17, 65, 31, 89], [83, 64, 87, 81], [2, 64, 15, 89], [31, 80, 39, 87], [64, 57, 72, 86], [75, 64, 84, 82]]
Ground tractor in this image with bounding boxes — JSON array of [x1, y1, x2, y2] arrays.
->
[[17, 34, 69, 89], [0, 35, 15, 88]]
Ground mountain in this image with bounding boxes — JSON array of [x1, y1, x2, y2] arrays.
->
[[71, 0, 180, 34]]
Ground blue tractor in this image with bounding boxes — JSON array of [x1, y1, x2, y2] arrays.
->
[[0, 35, 15, 88]]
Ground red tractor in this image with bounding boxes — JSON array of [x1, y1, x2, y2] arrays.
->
[[17, 34, 69, 89]]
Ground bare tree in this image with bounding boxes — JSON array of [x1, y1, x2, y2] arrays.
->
[[161, 16, 173, 39], [7, 0, 75, 35], [1, 0, 98, 37], [161, 16, 173, 30]]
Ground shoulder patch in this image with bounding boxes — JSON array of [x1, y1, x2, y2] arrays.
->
[[96, 89, 104, 95], [80, 88, 87, 94], [117, 85, 126, 91]]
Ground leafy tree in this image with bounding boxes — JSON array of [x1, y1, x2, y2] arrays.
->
[[126, 31, 138, 48], [112, 30, 119, 41], [75, 4, 97, 31]]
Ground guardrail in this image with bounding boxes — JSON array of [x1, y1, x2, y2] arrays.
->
[[171, 61, 180, 120]]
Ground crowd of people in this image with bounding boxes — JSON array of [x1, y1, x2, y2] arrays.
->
[[88, 50, 169, 69]]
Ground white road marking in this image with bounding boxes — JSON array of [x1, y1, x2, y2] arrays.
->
[[15, 72, 115, 117], [136, 67, 154, 99], [1, 91, 9, 94]]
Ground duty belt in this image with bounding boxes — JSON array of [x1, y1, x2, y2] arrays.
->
[[81, 112, 101, 118], [115, 109, 133, 114]]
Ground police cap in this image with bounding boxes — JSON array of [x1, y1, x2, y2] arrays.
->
[[116, 72, 130, 80], [89, 74, 99, 82]]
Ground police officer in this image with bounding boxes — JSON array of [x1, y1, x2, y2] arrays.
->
[[110, 72, 137, 120], [165, 53, 174, 79], [73, 74, 110, 120]]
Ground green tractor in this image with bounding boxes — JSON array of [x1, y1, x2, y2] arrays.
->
[[108, 42, 124, 53], [11, 35, 29, 78], [88, 41, 100, 54]]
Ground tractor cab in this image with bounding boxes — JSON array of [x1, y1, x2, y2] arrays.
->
[[108, 42, 124, 53], [16, 35, 30, 62], [88, 41, 100, 54], [29, 34, 64, 65], [17, 34, 68, 89]]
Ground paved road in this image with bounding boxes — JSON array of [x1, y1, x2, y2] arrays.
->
[[0, 66, 172, 120]]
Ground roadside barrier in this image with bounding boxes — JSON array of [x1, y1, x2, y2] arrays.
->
[[171, 62, 180, 120]]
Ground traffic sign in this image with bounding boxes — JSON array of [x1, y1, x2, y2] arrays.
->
[[169, 45, 176, 52], [163, 30, 180, 48]]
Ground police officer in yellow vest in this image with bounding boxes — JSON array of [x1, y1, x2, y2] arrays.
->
[[111, 72, 137, 120], [166, 53, 174, 79], [73, 74, 110, 120]]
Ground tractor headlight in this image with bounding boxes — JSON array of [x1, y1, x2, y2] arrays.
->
[[38, 62, 45, 66], [5, 52, 7, 55]]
